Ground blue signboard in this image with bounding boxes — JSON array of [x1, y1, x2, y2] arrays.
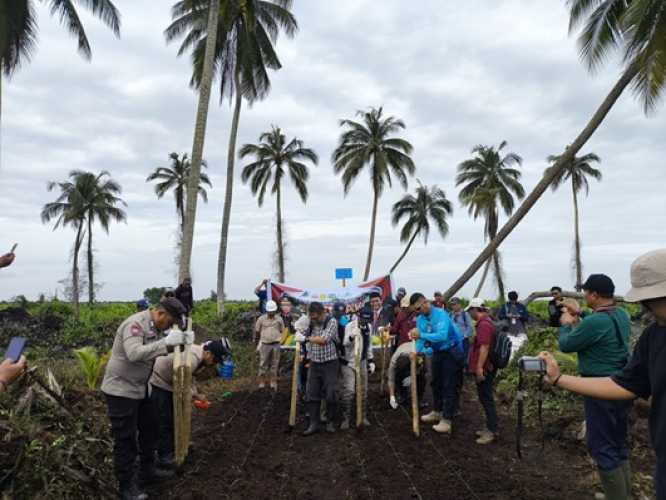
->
[[335, 268, 353, 280]]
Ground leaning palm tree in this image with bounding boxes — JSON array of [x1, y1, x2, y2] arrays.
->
[[333, 107, 416, 280], [240, 126, 318, 282], [41, 176, 87, 317], [547, 152, 602, 291], [75, 170, 127, 305], [0, 0, 120, 151], [390, 181, 453, 273], [147, 152, 212, 237], [456, 141, 525, 301], [444, 1, 666, 300], [166, 0, 298, 314]]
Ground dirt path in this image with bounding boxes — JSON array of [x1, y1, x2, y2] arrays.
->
[[151, 379, 638, 500]]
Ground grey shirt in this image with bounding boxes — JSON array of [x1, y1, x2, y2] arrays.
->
[[149, 344, 204, 393], [388, 342, 416, 388], [101, 310, 168, 399]]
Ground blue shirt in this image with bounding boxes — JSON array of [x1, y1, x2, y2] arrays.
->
[[415, 307, 463, 356], [450, 310, 473, 339], [256, 290, 268, 314]]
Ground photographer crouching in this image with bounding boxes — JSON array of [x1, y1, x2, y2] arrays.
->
[[557, 274, 633, 500], [540, 249, 666, 500]]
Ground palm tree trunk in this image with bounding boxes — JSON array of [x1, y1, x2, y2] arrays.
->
[[87, 216, 94, 305], [390, 231, 419, 274], [363, 190, 379, 281], [178, 0, 221, 283], [216, 70, 243, 315], [493, 251, 505, 303], [474, 257, 492, 297], [572, 180, 583, 291], [442, 64, 639, 301], [72, 223, 84, 319], [276, 183, 285, 282]]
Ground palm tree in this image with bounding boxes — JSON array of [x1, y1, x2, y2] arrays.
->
[[444, 1, 666, 300], [547, 152, 602, 291], [0, 0, 120, 149], [76, 170, 127, 305], [456, 141, 525, 301], [332, 107, 416, 280], [166, 0, 298, 314], [41, 176, 86, 317], [390, 181, 453, 273], [146, 152, 212, 237], [168, 0, 221, 287], [240, 126, 318, 282]]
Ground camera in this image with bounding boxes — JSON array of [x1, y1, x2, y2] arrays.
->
[[518, 356, 546, 373]]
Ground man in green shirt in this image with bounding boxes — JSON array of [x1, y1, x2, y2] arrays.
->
[[558, 274, 632, 500]]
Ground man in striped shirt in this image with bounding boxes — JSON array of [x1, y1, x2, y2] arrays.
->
[[294, 301, 340, 436]]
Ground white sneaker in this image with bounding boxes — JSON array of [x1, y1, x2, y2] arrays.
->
[[258, 382, 265, 389], [420, 411, 441, 423], [476, 430, 495, 445], [433, 419, 452, 434]]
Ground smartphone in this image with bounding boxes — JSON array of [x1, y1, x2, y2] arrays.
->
[[4, 337, 26, 362], [10, 243, 18, 253]]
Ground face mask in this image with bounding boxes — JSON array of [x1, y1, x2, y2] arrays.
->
[[339, 315, 349, 328]]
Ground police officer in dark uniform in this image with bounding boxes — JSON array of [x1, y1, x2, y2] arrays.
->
[[101, 297, 191, 500]]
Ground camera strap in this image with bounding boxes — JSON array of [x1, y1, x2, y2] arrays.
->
[[516, 370, 545, 459]]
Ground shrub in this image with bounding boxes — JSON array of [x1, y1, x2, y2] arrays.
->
[[73, 347, 110, 390]]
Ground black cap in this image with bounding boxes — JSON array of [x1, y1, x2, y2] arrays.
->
[[204, 338, 232, 362], [359, 305, 373, 324], [159, 297, 187, 329], [582, 274, 615, 297]]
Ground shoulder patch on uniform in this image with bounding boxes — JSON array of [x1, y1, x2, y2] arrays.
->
[[130, 322, 144, 336]]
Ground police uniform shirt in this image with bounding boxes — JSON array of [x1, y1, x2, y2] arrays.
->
[[101, 310, 169, 399]]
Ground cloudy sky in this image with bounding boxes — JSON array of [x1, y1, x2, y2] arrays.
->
[[1, 0, 664, 302]]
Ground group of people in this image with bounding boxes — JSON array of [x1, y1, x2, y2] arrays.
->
[[252, 282, 503, 445]]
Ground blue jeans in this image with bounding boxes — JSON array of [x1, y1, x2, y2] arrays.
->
[[583, 397, 632, 471], [431, 349, 463, 420], [657, 454, 665, 500]]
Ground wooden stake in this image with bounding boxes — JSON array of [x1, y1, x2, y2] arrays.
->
[[288, 341, 300, 428], [411, 339, 420, 438], [379, 327, 389, 394], [173, 318, 193, 466], [354, 330, 363, 429]]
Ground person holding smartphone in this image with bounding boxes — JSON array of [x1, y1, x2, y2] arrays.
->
[[0, 356, 27, 392]]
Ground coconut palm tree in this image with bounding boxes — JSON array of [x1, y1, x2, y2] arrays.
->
[[41, 177, 86, 317], [332, 107, 416, 280], [456, 141, 525, 301], [146, 152, 212, 237], [167, 0, 221, 288], [166, 0, 298, 313], [240, 126, 318, 282], [390, 181, 453, 273], [547, 152, 602, 291], [0, 0, 120, 148], [444, 1, 666, 300], [76, 170, 127, 304]]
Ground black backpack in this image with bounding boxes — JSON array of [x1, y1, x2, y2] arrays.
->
[[488, 321, 512, 369]]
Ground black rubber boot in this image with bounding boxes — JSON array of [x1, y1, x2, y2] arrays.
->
[[156, 453, 175, 470], [598, 466, 629, 500], [119, 476, 148, 500], [325, 402, 337, 433], [139, 462, 175, 485], [302, 402, 321, 437]]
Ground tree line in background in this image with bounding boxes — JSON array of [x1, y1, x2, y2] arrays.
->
[[2, 0, 665, 316]]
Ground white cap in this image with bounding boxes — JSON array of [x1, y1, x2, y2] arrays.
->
[[266, 300, 278, 312], [465, 297, 486, 311]]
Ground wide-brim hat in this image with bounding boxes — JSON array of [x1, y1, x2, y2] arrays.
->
[[625, 249, 666, 303], [465, 297, 486, 311]]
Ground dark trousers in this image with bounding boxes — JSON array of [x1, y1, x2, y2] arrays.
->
[[395, 360, 426, 401], [583, 397, 632, 471], [150, 385, 174, 461], [431, 349, 463, 420], [657, 453, 665, 500], [476, 370, 498, 433], [105, 392, 158, 487], [306, 359, 339, 404]]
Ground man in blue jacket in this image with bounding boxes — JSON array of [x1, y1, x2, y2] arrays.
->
[[498, 291, 529, 335], [409, 292, 465, 434]]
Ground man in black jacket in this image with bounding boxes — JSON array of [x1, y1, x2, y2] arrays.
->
[[548, 286, 563, 327], [175, 278, 194, 315]]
